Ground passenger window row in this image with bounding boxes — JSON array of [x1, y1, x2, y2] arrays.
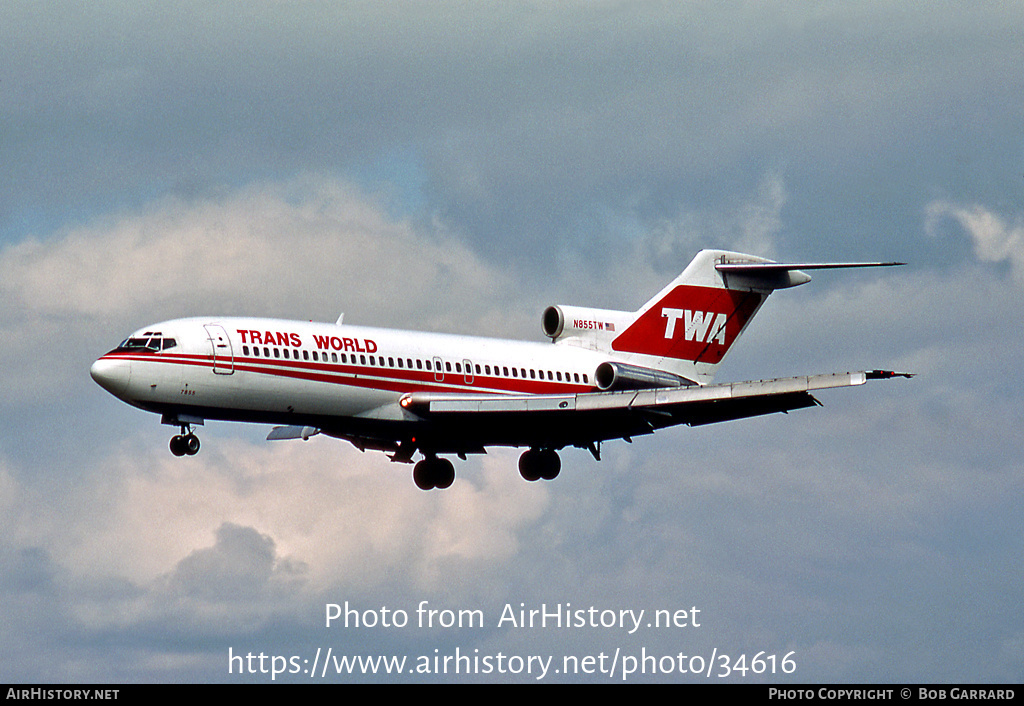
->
[[239, 345, 588, 385]]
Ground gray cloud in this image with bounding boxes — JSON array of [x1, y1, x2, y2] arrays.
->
[[1, 1, 1022, 683], [167, 523, 293, 601]]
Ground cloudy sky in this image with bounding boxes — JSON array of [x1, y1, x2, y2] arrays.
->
[[2, 1, 1022, 683]]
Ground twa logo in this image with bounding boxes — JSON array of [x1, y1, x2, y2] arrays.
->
[[612, 285, 762, 363], [661, 308, 727, 345]]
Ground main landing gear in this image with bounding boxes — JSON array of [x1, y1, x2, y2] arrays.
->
[[518, 448, 561, 482], [410, 448, 562, 491], [413, 455, 455, 491], [169, 426, 200, 457]]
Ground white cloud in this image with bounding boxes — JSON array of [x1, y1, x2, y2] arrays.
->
[[1, 176, 508, 322], [19, 435, 549, 596], [0, 432, 555, 652], [0, 176, 519, 403], [926, 201, 1024, 286]]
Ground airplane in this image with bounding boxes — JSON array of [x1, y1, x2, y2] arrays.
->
[[90, 249, 911, 490]]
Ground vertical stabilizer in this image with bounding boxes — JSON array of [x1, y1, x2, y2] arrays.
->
[[610, 250, 795, 383], [607, 249, 903, 384]]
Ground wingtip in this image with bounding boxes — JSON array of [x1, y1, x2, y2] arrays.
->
[[865, 369, 914, 379]]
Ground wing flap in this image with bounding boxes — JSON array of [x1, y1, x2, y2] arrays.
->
[[424, 394, 578, 414], [668, 390, 821, 426], [266, 425, 320, 441]]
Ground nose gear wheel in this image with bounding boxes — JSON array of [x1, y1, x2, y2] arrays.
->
[[169, 424, 201, 456]]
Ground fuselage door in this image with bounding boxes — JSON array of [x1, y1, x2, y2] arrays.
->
[[204, 324, 234, 375], [463, 359, 474, 385]]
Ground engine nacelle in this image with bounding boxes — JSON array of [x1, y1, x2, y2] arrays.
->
[[542, 305, 566, 339], [594, 361, 693, 391], [542, 305, 633, 345]]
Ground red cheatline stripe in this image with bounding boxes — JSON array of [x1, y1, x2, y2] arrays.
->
[[99, 353, 590, 396]]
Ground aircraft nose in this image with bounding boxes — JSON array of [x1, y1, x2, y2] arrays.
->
[[90, 357, 131, 397]]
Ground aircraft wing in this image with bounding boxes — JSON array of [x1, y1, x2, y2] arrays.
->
[[274, 370, 910, 458], [401, 370, 911, 435]]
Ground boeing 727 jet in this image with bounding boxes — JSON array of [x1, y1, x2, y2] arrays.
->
[[90, 249, 910, 490]]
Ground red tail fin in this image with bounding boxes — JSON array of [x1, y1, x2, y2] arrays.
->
[[606, 249, 902, 383], [611, 285, 765, 364]]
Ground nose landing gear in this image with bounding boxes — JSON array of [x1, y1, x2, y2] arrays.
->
[[169, 425, 201, 456]]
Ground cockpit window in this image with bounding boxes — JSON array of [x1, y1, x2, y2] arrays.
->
[[115, 335, 176, 352], [117, 337, 154, 350]]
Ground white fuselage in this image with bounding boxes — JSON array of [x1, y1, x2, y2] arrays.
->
[[91, 316, 610, 448]]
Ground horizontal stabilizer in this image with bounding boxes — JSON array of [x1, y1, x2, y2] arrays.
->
[[714, 259, 905, 291], [715, 261, 906, 272]]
